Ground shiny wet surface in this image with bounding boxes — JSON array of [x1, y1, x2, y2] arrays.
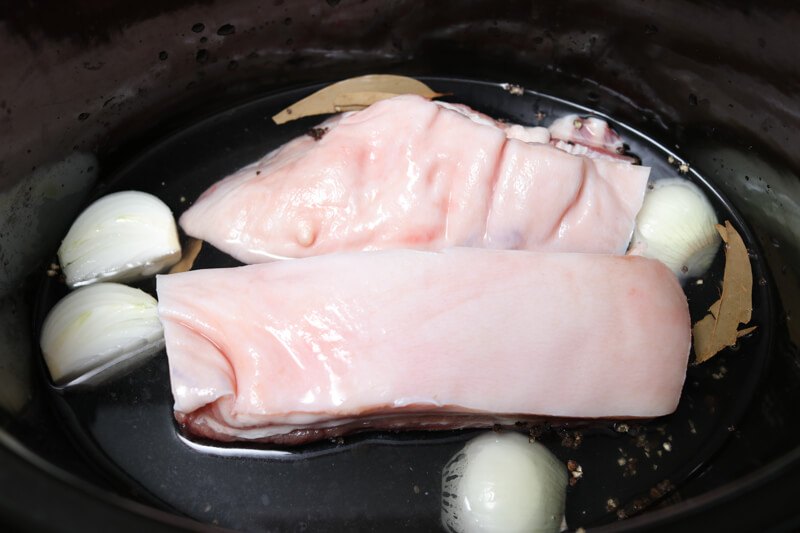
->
[[32, 78, 774, 531]]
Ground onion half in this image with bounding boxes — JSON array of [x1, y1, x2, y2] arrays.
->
[[58, 191, 182, 288], [442, 432, 568, 533], [40, 283, 164, 386], [631, 178, 720, 279]]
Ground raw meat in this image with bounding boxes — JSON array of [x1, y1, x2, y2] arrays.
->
[[179, 96, 649, 263], [157, 248, 691, 444], [548, 114, 636, 162]]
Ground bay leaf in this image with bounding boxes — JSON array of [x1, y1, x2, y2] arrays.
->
[[332, 91, 407, 110], [169, 238, 203, 274], [692, 221, 756, 364], [272, 75, 443, 124]]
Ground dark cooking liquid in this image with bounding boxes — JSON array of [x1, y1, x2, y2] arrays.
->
[[35, 79, 774, 532]]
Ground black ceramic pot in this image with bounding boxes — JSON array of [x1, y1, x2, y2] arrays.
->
[[1, 1, 799, 531]]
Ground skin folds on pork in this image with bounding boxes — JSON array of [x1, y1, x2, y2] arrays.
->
[[179, 96, 650, 263], [156, 248, 691, 445]]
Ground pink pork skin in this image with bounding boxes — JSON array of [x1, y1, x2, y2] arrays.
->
[[179, 96, 650, 263], [157, 248, 691, 445]]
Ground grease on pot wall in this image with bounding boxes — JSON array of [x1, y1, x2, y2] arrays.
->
[[0, 0, 413, 299], [0, 0, 410, 189], [0, 293, 33, 415], [0, 152, 98, 418], [0, 153, 97, 296]]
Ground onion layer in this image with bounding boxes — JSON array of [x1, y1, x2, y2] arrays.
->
[[58, 191, 181, 288], [40, 282, 164, 386]]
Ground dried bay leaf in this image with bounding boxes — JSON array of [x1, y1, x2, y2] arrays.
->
[[332, 91, 406, 110], [692, 221, 756, 363], [272, 74, 443, 124], [169, 238, 203, 274]]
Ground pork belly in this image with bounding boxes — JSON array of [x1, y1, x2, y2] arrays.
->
[[156, 248, 690, 444], [179, 96, 649, 262]]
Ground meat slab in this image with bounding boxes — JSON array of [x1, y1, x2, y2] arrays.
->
[[179, 96, 649, 262], [157, 248, 690, 445]]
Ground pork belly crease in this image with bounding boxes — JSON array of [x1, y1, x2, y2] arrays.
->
[[179, 95, 649, 263], [156, 248, 690, 445]]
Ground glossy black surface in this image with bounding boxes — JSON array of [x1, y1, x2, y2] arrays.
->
[[1, 1, 799, 531], [34, 79, 774, 531]]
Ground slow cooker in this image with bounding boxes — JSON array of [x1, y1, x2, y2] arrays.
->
[[2, 1, 799, 531]]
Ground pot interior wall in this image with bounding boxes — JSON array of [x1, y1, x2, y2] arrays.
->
[[0, 0, 798, 529]]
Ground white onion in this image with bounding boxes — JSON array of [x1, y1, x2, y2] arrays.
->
[[40, 283, 164, 386], [442, 432, 568, 533], [58, 191, 181, 288], [631, 178, 720, 279]]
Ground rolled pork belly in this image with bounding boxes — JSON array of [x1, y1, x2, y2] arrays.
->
[[157, 248, 691, 445], [179, 96, 649, 262]]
